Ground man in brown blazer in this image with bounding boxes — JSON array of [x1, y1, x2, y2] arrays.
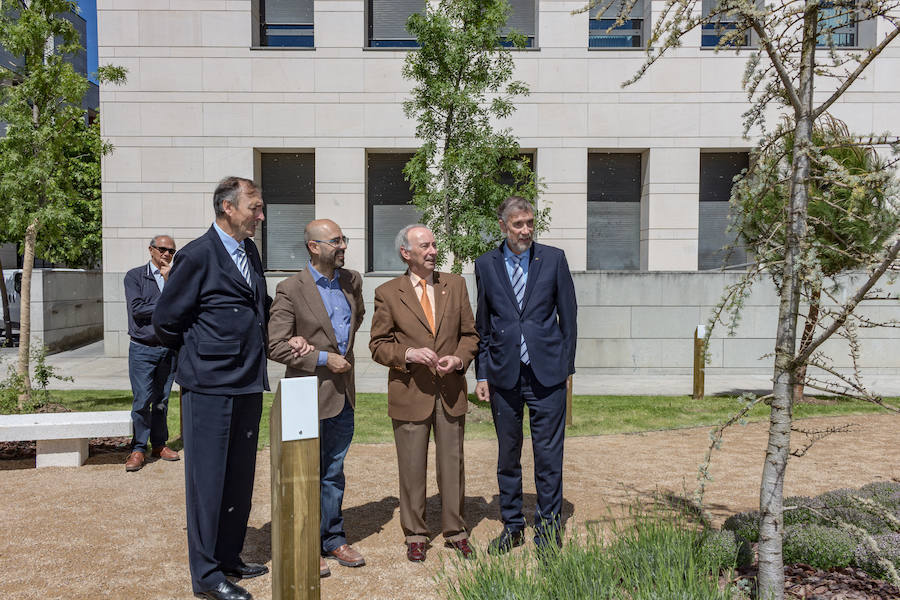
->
[[369, 224, 479, 562], [268, 219, 365, 578]]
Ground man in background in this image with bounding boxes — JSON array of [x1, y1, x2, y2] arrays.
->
[[153, 177, 271, 600], [268, 219, 366, 578], [123, 235, 179, 472]]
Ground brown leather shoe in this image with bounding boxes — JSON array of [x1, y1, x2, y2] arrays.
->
[[125, 451, 145, 472], [151, 446, 180, 461], [406, 542, 426, 562], [447, 538, 474, 559], [319, 557, 330, 578], [326, 544, 365, 567]]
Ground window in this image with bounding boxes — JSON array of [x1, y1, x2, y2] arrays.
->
[[259, 0, 314, 47], [589, 0, 644, 49], [587, 153, 641, 270], [817, 2, 857, 47], [503, 0, 537, 47], [698, 152, 749, 270], [367, 153, 421, 272], [701, 0, 750, 47], [367, 0, 424, 48], [261, 153, 315, 271]]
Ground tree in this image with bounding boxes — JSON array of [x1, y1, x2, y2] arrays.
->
[[580, 0, 900, 596], [402, 0, 544, 273], [0, 0, 124, 407], [732, 115, 900, 404]]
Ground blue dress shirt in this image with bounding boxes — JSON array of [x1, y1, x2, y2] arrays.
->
[[307, 262, 352, 366], [213, 221, 247, 275], [150, 262, 164, 292], [503, 242, 531, 286]]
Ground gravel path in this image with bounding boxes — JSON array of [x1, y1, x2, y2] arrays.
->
[[1, 413, 898, 600]]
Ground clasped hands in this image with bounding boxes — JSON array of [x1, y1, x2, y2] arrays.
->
[[288, 335, 350, 374], [405, 347, 462, 376]]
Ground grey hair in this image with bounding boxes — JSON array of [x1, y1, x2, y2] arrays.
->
[[395, 223, 429, 259], [213, 176, 259, 217], [149, 235, 173, 247], [497, 196, 534, 223]]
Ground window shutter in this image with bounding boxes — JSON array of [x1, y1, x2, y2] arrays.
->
[[370, 0, 426, 41], [264, 0, 314, 24]]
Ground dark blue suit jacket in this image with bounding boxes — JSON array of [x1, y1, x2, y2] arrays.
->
[[474, 242, 577, 390], [152, 226, 272, 395], [124, 263, 163, 346]]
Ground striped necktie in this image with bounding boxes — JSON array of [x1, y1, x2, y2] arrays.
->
[[510, 254, 529, 365], [235, 245, 251, 286]]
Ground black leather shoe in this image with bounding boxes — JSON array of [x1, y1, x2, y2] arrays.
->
[[535, 530, 563, 552], [488, 529, 525, 555], [195, 580, 252, 600], [221, 561, 269, 579]]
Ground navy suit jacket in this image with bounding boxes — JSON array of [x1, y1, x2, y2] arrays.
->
[[474, 241, 577, 390], [152, 226, 272, 395], [124, 263, 163, 345]]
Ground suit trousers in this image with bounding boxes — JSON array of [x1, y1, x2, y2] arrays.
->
[[490, 363, 566, 542], [127, 340, 176, 452], [392, 394, 467, 544], [182, 389, 262, 593]]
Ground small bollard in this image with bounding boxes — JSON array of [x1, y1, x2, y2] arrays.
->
[[693, 325, 706, 401], [271, 377, 320, 600]]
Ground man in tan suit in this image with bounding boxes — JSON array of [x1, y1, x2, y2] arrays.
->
[[369, 224, 479, 562], [268, 219, 365, 578]]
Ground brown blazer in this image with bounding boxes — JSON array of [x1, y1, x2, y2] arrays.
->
[[267, 268, 365, 420], [369, 271, 479, 422]]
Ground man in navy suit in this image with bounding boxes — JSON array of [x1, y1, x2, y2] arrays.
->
[[153, 177, 272, 600], [474, 196, 577, 554], [123, 235, 180, 472]]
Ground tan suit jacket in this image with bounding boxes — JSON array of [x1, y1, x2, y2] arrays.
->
[[369, 271, 479, 422], [268, 268, 365, 420]]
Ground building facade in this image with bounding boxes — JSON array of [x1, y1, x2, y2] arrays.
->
[[97, 0, 900, 378]]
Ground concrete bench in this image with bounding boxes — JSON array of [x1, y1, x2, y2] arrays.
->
[[0, 411, 132, 468]]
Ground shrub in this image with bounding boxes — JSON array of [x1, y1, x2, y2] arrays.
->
[[853, 533, 900, 579], [783, 524, 856, 569], [858, 482, 900, 511], [698, 529, 738, 570], [783, 496, 821, 527], [723, 510, 760, 544]]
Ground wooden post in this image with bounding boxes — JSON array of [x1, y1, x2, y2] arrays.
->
[[566, 375, 573, 427], [270, 379, 320, 600], [693, 325, 705, 401]]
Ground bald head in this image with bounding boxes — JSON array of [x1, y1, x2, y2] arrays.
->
[[304, 219, 347, 275]]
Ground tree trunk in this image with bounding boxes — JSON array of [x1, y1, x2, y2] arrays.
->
[[15, 221, 37, 409], [793, 283, 821, 404], [757, 9, 817, 599], [0, 254, 13, 347]]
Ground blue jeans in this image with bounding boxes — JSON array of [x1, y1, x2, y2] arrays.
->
[[320, 399, 355, 553], [128, 340, 177, 452]]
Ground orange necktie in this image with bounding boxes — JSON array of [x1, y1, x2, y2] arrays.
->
[[419, 279, 435, 334]]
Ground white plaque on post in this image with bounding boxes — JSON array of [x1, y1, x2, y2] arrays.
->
[[278, 376, 319, 442]]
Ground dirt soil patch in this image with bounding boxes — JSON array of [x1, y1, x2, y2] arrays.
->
[[1, 413, 898, 600]]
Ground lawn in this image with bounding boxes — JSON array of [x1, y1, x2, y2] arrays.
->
[[47, 390, 889, 450]]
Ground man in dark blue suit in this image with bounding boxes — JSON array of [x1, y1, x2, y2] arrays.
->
[[474, 196, 577, 554], [153, 177, 272, 600], [123, 234, 180, 472]]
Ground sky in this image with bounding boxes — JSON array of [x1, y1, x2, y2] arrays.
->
[[75, 0, 98, 83]]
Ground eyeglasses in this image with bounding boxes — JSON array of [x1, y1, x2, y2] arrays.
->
[[314, 236, 349, 247], [151, 246, 176, 255]]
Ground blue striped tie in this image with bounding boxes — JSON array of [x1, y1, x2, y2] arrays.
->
[[235, 246, 251, 286], [510, 254, 529, 365]]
